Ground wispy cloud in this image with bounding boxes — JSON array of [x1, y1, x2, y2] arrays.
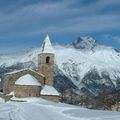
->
[[104, 35, 120, 44], [0, 0, 120, 38], [0, 0, 120, 52]]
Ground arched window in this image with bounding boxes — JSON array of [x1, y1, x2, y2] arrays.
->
[[44, 77, 46, 84], [46, 56, 50, 64]]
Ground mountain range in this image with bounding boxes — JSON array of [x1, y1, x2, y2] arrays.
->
[[0, 36, 120, 107]]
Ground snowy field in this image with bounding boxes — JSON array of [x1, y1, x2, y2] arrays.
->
[[0, 97, 120, 120]]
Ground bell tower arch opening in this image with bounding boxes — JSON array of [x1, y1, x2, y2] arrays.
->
[[46, 56, 50, 64]]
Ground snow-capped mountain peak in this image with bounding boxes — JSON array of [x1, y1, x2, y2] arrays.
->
[[71, 36, 99, 50]]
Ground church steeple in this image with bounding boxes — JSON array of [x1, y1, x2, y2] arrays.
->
[[38, 35, 55, 85], [41, 35, 54, 53]]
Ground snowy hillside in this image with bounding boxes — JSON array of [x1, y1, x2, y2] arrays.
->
[[0, 36, 120, 97], [0, 97, 120, 120]]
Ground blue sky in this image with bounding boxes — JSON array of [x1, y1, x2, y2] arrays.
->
[[0, 0, 120, 53]]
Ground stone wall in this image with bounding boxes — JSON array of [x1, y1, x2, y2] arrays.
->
[[14, 85, 41, 98], [3, 69, 45, 94], [0, 92, 4, 98], [41, 95, 59, 102], [5, 95, 13, 102], [38, 53, 54, 85]]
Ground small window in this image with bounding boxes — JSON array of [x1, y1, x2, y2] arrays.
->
[[0, 89, 3, 92], [46, 56, 50, 64], [44, 77, 46, 84]]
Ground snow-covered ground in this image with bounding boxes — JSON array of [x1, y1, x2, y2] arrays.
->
[[0, 97, 120, 120]]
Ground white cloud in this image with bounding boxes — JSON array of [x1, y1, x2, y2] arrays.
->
[[104, 35, 120, 44], [0, 0, 120, 38]]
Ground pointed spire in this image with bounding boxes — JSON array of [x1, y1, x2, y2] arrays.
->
[[41, 35, 54, 53]]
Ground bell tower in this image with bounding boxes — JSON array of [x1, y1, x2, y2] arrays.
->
[[38, 35, 54, 85]]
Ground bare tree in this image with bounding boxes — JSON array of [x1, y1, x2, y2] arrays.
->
[[59, 85, 66, 102], [96, 90, 112, 110]]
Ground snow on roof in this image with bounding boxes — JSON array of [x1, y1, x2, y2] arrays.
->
[[6, 91, 15, 96], [6, 68, 29, 75], [41, 35, 54, 53], [40, 85, 59, 96], [15, 74, 41, 86], [6, 68, 45, 77]]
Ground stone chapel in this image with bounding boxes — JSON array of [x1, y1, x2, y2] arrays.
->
[[3, 35, 60, 102]]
